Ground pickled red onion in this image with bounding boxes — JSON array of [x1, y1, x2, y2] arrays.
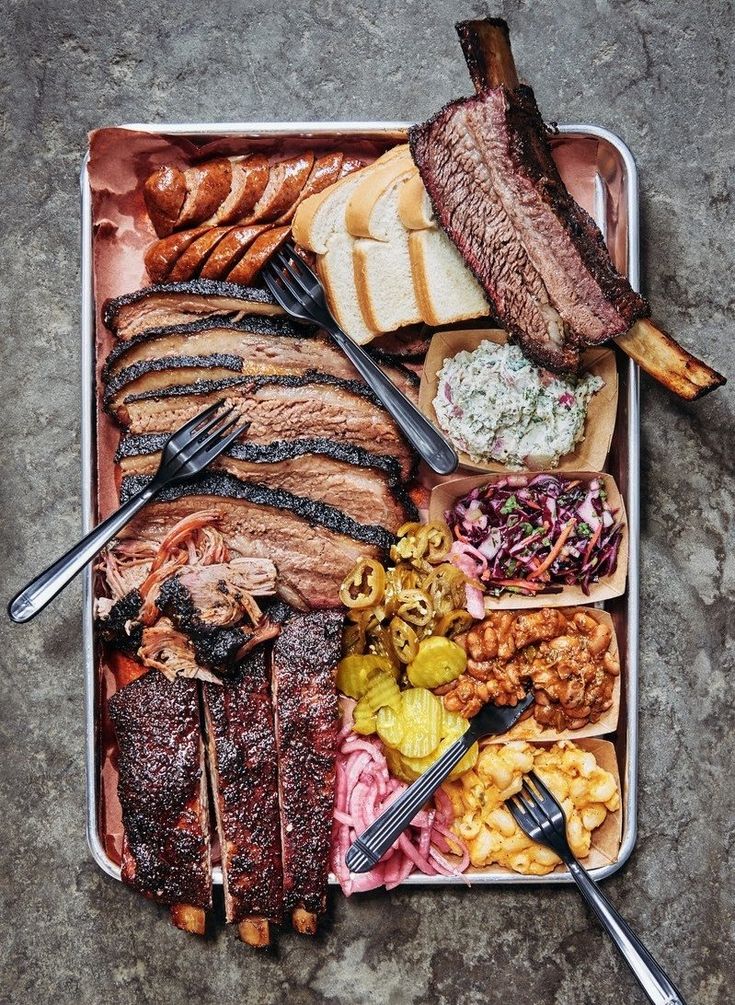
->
[[331, 731, 469, 895]]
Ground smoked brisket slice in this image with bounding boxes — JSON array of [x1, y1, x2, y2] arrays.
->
[[115, 372, 416, 481], [103, 280, 282, 341], [203, 648, 283, 929], [102, 314, 312, 380], [272, 610, 343, 922], [117, 491, 387, 609], [102, 330, 418, 413], [116, 435, 417, 531], [107, 671, 212, 930], [410, 86, 648, 371]]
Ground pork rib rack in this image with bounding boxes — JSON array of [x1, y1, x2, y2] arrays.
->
[[203, 647, 283, 948], [107, 670, 212, 934], [272, 610, 343, 934], [409, 17, 724, 400]]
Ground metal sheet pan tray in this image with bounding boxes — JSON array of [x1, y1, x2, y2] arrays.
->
[[81, 121, 640, 888]]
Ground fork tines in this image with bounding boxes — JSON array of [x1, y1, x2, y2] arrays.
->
[[507, 771, 565, 841]]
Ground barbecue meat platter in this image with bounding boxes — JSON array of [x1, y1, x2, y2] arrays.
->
[[86, 18, 724, 947]]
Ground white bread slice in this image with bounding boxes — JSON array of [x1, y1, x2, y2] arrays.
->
[[353, 174, 422, 333], [320, 232, 377, 343], [292, 170, 364, 254], [344, 146, 414, 239], [409, 228, 490, 327], [397, 170, 435, 230], [292, 144, 407, 252]]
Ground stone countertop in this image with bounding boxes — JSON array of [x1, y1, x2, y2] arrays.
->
[[1, 2, 732, 1003]]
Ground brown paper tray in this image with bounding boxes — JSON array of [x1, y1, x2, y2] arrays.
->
[[461, 737, 622, 878], [482, 607, 620, 743], [429, 470, 628, 609], [419, 328, 618, 473]]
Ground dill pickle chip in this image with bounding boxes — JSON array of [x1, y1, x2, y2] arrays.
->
[[384, 746, 414, 783], [352, 714, 378, 736], [402, 737, 479, 781], [398, 688, 442, 757], [406, 636, 467, 689], [376, 705, 404, 749], [363, 673, 402, 714], [441, 708, 470, 739], [352, 695, 378, 735], [336, 654, 390, 699]]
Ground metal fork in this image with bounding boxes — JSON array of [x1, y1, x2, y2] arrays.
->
[[262, 245, 458, 476], [346, 692, 535, 874], [8, 400, 248, 624], [508, 772, 686, 1005]]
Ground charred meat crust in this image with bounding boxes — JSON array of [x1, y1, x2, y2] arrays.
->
[[203, 648, 283, 924], [102, 280, 277, 331], [114, 435, 418, 522], [119, 471, 396, 551], [102, 314, 310, 381], [156, 576, 251, 669], [502, 85, 648, 334], [104, 354, 246, 410], [121, 370, 387, 410], [409, 88, 648, 369], [273, 611, 343, 915], [409, 101, 580, 373], [115, 433, 405, 484], [108, 672, 212, 909], [97, 589, 144, 654], [366, 345, 426, 371]]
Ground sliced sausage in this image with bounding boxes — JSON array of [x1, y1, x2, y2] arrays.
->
[[167, 227, 231, 282], [276, 152, 344, 224], [208, 155, 269, 225], [144, 166, 188, 237], [198, 224, 269, 280], [247, 154, 314, 223], [177, 159, 233, 228], [226, 226, 291, 285], [144, 226, 210, 282]]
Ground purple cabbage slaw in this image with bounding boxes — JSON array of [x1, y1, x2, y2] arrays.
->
[[445, 474, 623, 597]]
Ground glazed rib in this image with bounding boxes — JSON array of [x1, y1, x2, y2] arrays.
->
[[203, 648, 283, 944], [107, 671, 212, 933], [272, 611, 343, 930]]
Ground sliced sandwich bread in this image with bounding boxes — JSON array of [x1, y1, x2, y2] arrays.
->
[[397, 170, 435, 230], [344, 145, 413, 240], [353, 172, 422, 333], [292, 160, 378, 342], [409, 228, 489, 327]]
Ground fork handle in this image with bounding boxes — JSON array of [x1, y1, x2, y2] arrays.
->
[[325, 324, 458, 476], [7, 483, 158, 624], [345, 728, 478, 873], [568, 860, 686, 1004]]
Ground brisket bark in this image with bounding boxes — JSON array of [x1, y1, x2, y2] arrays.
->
[[107, 671, 212, 921], [103, 280, 282, 341], [115, 373, 416, 480], [117, 488, 388, 609], [202, 648, 283, 925], [272, 611, 343, 918], [409, 86, 648, 371], [116, 435, 417, 531], [102, 325, 418, 413], [102, 314, 308, 380]]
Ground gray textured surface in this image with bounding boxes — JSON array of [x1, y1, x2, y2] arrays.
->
[[1, 1, 733, 1002]]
